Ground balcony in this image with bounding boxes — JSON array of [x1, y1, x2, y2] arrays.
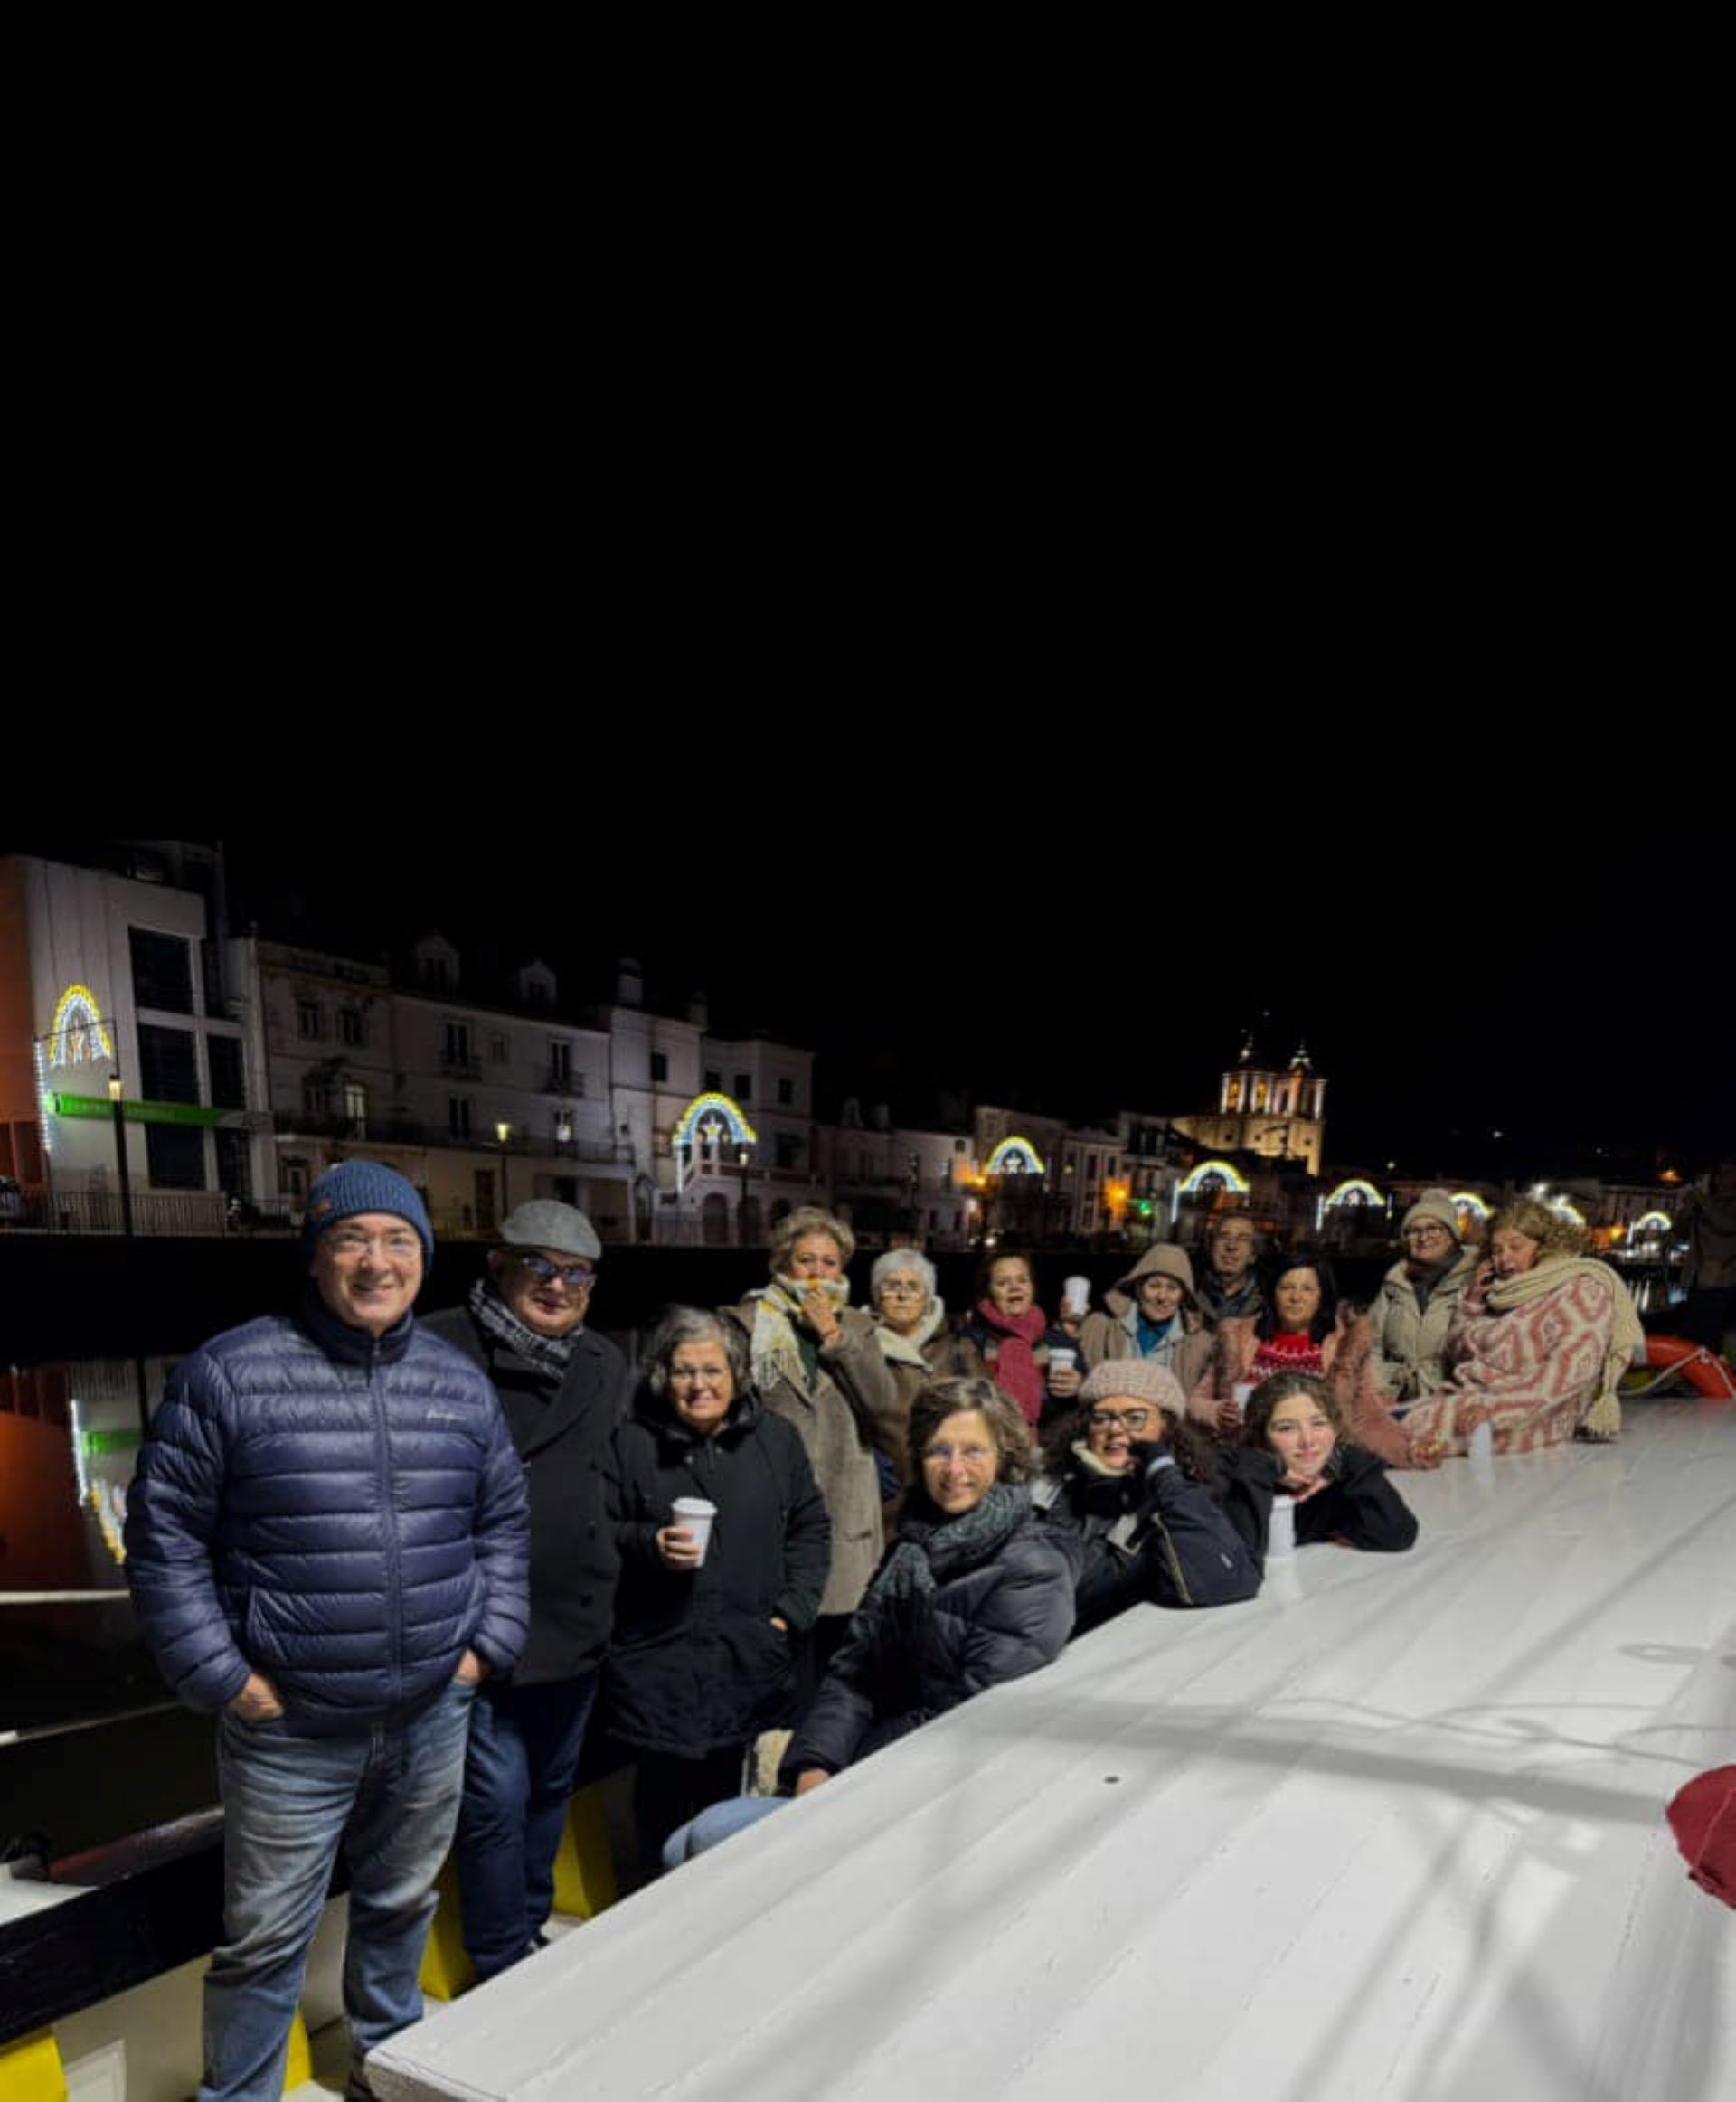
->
[[273, 1109, 632, 1165], [439, 1055, 482, 1080]]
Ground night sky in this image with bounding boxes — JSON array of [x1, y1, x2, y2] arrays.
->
[[224, 825, 1730, 1185], [14, 825, 1728, 1182]]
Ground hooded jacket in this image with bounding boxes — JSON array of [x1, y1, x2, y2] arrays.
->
[[124, 1294, 530, 1731], [603, 1386, 830, 1759], [1078, 1244, 1213, 1394]]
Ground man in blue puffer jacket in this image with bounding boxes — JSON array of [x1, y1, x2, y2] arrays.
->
[[125, 1161, 529, 2102]]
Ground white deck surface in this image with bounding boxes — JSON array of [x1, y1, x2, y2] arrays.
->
[[373, 1399, 1736, 2102]]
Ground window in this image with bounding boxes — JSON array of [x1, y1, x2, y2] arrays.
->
[[777, 1077, 794, 1107], [489, 1032, 509, 1064], [775, 1132, 802, 1171], [343, 1082, 368, 1136], [338, 1008, 364, 1048], [215, 1127, 252, 1202], [734, 1073, 750, 1101], [297, 999, 321, 1040], [137, 1023, 200, 1105], [302, 1072, 334, 1118], [129, 928, 195, 1014], [282, 1156, 308, 1200], [443, 1022, 472, 1069], [420, 953, 451, 991], [954, 1138, 967, 1153], [571, 1072, 586, 1098], [650, 1052, 668, 1083], [704, 1070, 722, 1093], [549, 1041, 572, 1088], [448, 1098, 473, 1139], [208, 1035, 246, 1111], [146, 1124, 205, 1190]]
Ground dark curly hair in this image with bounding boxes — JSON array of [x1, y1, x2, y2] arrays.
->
[[1254, 1249, 1340, 1345], [1040, 1398, 1220, 1487]]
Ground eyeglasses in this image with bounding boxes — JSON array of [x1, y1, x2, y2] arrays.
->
[[1403, 1226, 1451, 1243], [512, 1252, 596, 1287], [326, 1229, 421, 1258], [924, 1443, 995, 1466], [878, 1279, 926, 1297], [1088, 1408, 1157, 1432]]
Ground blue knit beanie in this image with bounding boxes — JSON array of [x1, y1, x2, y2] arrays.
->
[[301, 1160, 434, 1264]]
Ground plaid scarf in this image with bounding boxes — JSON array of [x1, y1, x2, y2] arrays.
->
[[467, 1277, 575, 1377]]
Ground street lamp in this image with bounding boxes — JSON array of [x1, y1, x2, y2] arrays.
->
[[495, 1121, 512, 1220], [108, 1071, 136, 1240]]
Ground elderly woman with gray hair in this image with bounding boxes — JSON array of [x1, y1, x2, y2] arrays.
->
[[722, 1207, 898, 1682], [868, 1247, 985, 1524], [604, 1306, 830, 1871]]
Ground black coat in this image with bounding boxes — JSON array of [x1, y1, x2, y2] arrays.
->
[[1035, 1446, 1263, 1634], [421, 1306, 630, 1683], [783, 1503, 1075, 1781], [1220, 1445, 1419, 1556], [603, 1393, 830, 1759]]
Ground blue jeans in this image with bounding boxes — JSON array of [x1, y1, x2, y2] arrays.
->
[[202, 1679, 475, 2102], [661, 1793, 788, 1873], [454, 1672, 599, 1979]]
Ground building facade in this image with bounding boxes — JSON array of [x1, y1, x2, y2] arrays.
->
[[0, 851, 274, 1230]]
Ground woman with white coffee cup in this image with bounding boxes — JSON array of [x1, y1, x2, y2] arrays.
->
[[603, 1307, 830, 1871]]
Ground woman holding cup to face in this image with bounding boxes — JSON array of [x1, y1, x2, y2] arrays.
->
[[604, 1307, 830, 1871], [1188, 1249, 1420, 1469]]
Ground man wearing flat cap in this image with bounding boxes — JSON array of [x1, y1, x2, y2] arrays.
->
[[423, 1200, 630, 1981], [126, 1160, 530, 2101]]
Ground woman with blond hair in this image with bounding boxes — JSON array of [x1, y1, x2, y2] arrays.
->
[[721, 1206, 897, 1679], [1402, 1197, 1643, 1458]]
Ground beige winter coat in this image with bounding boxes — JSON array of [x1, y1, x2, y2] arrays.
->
[[1078, 1243, 1213, 1395], [1365, 1248, 1480, 1402], [722, 1299, 897, 1617]]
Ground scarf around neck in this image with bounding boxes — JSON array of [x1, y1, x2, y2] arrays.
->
[[468, 1277, 575, 1376], [1482, 1254, 1643, 1427], [752, 1275, 851, 1395], [853, 1482, 1031, 1642], [874, 1296, 948, 1368], [975, 1298, 1048, 1424]]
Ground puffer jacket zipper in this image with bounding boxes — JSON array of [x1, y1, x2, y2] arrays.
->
[[369, 1337, 404, 1705]]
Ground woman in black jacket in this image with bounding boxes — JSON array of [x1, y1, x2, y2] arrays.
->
[[1035, 1361, 1263, 1634], [605, 1307, 830, 1869], [782, 1377, 1075, 1793], [1222, 1370, 1419, 1557]]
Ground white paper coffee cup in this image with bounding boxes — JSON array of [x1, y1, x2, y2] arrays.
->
[[1269, 1494, 1297, 1560], [671, 1496, 718, 1565], [1049, 1347, 1078, 1377]]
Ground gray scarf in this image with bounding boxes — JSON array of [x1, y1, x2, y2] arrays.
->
[[850, 1483, 1031, 1645]]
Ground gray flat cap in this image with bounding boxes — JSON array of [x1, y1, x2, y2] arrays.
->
[[499, 1201, 602, 1263]]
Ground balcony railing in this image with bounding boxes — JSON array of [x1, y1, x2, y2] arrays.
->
[[273, 1110, 632, 1164], [0, 1190, 298, 1237]]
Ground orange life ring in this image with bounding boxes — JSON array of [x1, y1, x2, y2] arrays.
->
[[1646, 1334, 1736, 1400]]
